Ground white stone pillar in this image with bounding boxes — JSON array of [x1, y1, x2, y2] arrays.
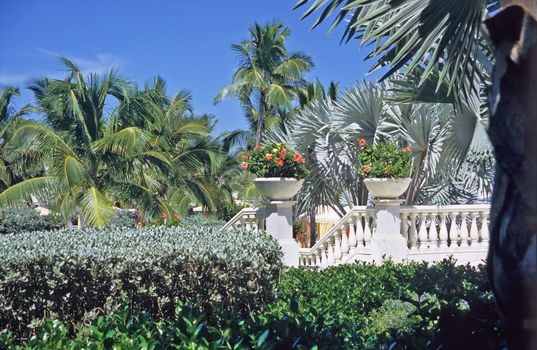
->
[[265, 200, 299, 266], [370, 199, 407, 263]]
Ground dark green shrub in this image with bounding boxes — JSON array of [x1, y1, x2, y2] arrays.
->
[[0, 225, 283, 338], [183, 214, 224, 229], [0, 207, 63, 234], [279, 259, 504, 349], [1, 260, 505, 349], [108, 209, 136, 228]]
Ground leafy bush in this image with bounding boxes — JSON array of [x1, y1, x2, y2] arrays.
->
[[279, 259, 504, 349], [1, 259, 505, 349], [242, 143, 308, 179], [108, 209, 136, 228], [357, 141, 412, 178], [0, 207, 63, 234], [0, 225, 283, 338]]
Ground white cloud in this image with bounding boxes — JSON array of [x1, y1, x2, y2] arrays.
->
[[0, 49, 123, 86]]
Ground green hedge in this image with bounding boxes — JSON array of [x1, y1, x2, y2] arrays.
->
[[2, 260, 504, 349], [279, 260, 504, 349], [0, 207, 63, 234], [0, 225, 283, 338]]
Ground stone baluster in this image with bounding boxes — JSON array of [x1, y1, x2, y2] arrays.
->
[[326, 238, 335, 265], [356, 215, 365, 248], [400, 213, 409, 242], [480, 211, 490, 244], [321, 244, 329, 267], [439, 212, 449, 249], [429, 212, 439, 249], [347, 218, 357, 250], [363, 214, 372, 246], [341, 224, 350, 255], [449, 212, 459, 249], [460, 211, 470, 247], [469, 212, 479, 246], [408, 213, 417, 249], [314, 248, 322, 267], [418, 213, 428, 249], [334, 230, 342, 261]]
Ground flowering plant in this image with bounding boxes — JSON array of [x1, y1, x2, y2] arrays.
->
[[241, 143, 308, 179], [357, 140, 412, 178]]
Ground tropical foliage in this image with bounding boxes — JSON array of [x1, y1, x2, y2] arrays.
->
[[0, 61, 234, 226], [0, 87, 33, 192], [242, 143, 308, 179], [267, 81, 493, 221], [215, 21, 314, 146]]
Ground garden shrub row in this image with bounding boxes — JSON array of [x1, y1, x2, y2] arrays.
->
[[2, 259, 505, 349], [0, 207, 63, 234], [0, 224, 282, 338]]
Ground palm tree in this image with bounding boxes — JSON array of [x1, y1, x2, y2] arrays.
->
[[268, 82, 493, 229], [115, 76, 223, 216], [0, 59, 170, 226], [294, 1, 535, 347], [0, 87, 32, 192], [214, 21, 314, 146]]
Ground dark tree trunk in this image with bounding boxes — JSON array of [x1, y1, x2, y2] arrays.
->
[[256, 91, 266, 147], [309, 210, 317, 248], [486, 5, 537, 348]]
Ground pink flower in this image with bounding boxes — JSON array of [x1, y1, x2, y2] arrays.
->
[[241, 161, 248, 170], [161, 212, 167, 219], [359, 138, 366, 147], [277, 159, 284, 167]]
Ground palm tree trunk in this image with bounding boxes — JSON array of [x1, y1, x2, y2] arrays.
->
[[256, 90, 266, 147], [486, 6, 537, 348], [309, 210, 317, 248]]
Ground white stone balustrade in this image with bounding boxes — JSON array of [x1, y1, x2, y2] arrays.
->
[[222, 203, 490, 267], [220, 207, 267, 231]]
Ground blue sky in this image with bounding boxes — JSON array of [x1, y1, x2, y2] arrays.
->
[[0, 0, 377, 134]]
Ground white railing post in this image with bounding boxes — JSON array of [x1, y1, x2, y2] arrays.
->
[[265, 201, 299, 266], [334, 230, 342, 261], [439, 213, 449, 248], [341, 225, 350, 255], [480, 212, 490, 245], [363, 213, 372, 246], [347, 218, 357, 250], [370, 199, 407, 263], [408, 213, 417, 249]]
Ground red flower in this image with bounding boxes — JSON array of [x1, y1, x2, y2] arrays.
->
[[404, 146, 412, 153], [364, 164, 372, 173], [265, 153, 273, 161], [358, 138, 367, 147], [277, 159, 284, 167], [293, 153, 305, 164], [241, 161, 248, 170], [161, 212, 167, 219], [173, 213, 180, 220], [279, 149, 287, 158]]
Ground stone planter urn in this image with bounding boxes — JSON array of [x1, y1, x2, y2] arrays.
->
[[254, 177, 304, 201], [363, 178, 411, 199]]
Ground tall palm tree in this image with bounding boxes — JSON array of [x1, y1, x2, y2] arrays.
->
[[0, 59, 170, 226], [115, 76, 223, 215], [214, 21, 314, 146], [0, 87, 32, 192]]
